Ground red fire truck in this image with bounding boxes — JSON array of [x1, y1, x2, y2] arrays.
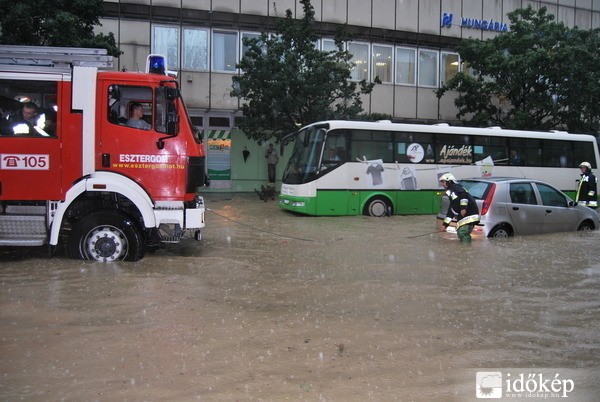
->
[[0, 45, 207, 262]]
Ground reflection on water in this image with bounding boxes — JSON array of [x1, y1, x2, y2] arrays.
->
[[1, 195, 599, 400]]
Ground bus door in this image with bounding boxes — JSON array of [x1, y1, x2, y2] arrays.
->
[[319, 132, 354, 215]]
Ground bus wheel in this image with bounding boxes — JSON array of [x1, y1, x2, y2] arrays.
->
[[365, 197, 390, 217], [68, 211, 145, 262]]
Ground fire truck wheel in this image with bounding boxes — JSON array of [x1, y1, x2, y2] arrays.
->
[[68, 211, 146, 262]]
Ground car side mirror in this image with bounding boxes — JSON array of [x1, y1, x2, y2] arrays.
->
[[568, 200, 577, 207]]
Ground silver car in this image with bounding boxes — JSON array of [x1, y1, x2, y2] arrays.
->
[[436, 177, 599, 237]]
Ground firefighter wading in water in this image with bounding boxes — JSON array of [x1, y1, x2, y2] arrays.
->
[[575, 161, 598, 209], [439, 173, 480, 242]]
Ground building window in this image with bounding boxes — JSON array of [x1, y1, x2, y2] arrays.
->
[[372, 44, 393, 84], [153, 26, 179, 70], [395, 47, 416, 86], [190, 116, 204, 129], [213, 30, 238, 72], [183, 28, 209, 71], [321, 38, 337, 53], [241, 32, 262, 59], [441, 52, 459, 86], [461, 60, 474, 77], [240, 32, 269, 72], [418, 49, 438, 87], [348, 42, 369, 81], [209, 116, 231, 128]]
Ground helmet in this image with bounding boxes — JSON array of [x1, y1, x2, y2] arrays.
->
[[580, 162, 592, 170], [439, 173, 457, 182]]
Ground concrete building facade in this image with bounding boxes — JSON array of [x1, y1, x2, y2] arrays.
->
[[99, 0, 600, 192]]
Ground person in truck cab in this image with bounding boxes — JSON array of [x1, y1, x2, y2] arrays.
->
[[2, 101, 45, 135], [126, 102, 151, 130]]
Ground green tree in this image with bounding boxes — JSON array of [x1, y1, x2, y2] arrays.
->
[[231, 0, 377, 143], [437, 6, 600, 134], [0, 0, 121, 57]]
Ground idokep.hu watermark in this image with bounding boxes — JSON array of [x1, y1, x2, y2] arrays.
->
[[475, 370, 583, 399]]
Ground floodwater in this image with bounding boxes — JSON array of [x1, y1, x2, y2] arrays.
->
[[1, 194, 599, 401]]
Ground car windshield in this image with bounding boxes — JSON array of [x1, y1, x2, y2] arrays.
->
[[460, 180, 490, 200]]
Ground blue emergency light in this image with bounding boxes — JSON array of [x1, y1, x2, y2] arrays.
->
[[146, 54, 167, 75]]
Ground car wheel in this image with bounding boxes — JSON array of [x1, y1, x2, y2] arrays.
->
[[577, 220, 595, 231], [488, 224, 513, 238], [68, 211, 145, 262], [364, 197, 390, 217]]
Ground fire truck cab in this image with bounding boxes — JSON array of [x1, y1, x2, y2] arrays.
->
[[0, 46, 207, 262]]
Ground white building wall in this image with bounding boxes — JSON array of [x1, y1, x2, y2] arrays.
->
[[322, 0, 348, 24], [372, 0, 396, 30], [213, 0, 240, 14], [99, 0, 600, 124], [348, 0, 371, 26], [419, 0, 443, 35], [182, 0, 211, 10], [396, 0, 419, 31], [442, 0, 463, 38]]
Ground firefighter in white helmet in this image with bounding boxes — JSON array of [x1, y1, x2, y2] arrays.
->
[[575, 162, 598, 209], [439, 173, 480, 242]]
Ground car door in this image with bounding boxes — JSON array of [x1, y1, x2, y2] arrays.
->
[[507, 182, 545, 235], [535, 183, 577, 233]]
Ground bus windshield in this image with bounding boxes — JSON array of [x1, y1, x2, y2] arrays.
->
[[282, 126, 326, 184]]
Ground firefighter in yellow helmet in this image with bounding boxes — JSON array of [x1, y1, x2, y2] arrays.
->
[[439, 173, 480, 242], [575, 162, 598, 209]]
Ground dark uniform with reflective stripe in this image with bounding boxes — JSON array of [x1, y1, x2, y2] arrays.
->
[[442, 182, 480, 242], [576, 170, 598, 209]]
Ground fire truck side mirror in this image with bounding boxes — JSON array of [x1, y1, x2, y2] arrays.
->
[[165, 87, 179, 100], [109, 85, 121, 100]]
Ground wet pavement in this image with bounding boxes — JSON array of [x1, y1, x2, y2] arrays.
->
[[1, 194, 599, 401]]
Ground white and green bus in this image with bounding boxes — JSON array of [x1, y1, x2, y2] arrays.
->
[[279, 120, 600, 216]]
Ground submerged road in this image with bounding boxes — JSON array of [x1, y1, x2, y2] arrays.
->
[[1, 194, 599, 400]]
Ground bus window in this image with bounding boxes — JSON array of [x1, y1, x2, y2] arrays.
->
[[321, 131, 347, 172], [349, 130, 393, 162], [473, 135, 508, 165], [435, 133, 472, 165], [510, 138, 541, 166], [395, 132, 434, 163], [323, 131, 347, 163], [542, 139, 573, 167], [573, 142, 597, 169]]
